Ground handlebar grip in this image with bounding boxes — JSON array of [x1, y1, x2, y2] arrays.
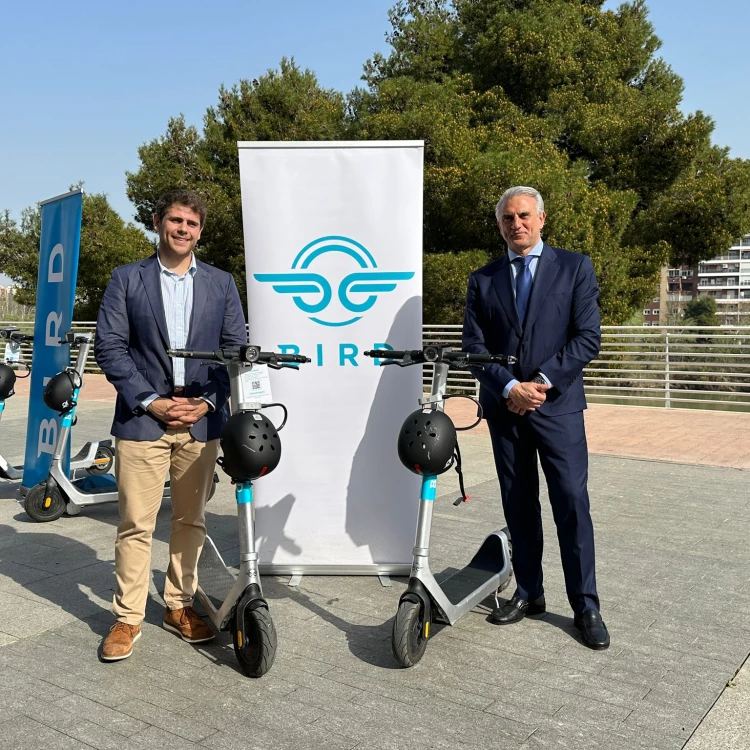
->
[[257, 353, 311, 364], [168, 349, 217, 359], [364, 349, 406, 359], [443, 351, 516, 365]]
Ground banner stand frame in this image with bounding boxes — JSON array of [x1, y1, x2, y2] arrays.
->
[[239, 140, 424, 575]]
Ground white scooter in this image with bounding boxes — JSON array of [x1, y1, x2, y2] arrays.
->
[[0, 327, 113, 486], [22, 331, 216, 521]]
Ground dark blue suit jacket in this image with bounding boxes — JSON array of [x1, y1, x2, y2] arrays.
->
[[94, 254, 247, 441], [462, 244, 601, 418]]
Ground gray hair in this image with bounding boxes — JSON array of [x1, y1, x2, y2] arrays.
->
[[495, 186, 545, 222]]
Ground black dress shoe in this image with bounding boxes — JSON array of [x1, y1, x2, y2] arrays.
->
[[489, 594, 546, 625], [574, 609, 610, 650]]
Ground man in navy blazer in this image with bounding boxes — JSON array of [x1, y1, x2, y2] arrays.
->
[[95, 189, 246, 661], [462, 186, 609, 649]]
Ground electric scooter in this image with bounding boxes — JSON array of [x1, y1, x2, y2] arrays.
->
[[364, 345, 516, 667], [0, 327, 113, 484], [22, 331, 217, 522], [168, 343, 310, 678]]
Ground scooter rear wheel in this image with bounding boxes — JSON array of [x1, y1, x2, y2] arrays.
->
[[392, 599, 429, 667], [24, 484, 66, 523], [232, 604, 277, 678], [86, 445, 114, 475]]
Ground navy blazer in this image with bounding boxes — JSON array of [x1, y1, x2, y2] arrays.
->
[[94, 254, 247, 441], [462, 244, 601, 418]]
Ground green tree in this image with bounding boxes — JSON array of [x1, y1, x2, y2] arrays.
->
[[126, 59, 346, 305], [0, 193, 153, 319], [351, 0, 750, 322], [684, 296, 719, 327], [125, 3, 750, 324]]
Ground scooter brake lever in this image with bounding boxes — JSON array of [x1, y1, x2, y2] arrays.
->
[[267, 362, 300, 370]]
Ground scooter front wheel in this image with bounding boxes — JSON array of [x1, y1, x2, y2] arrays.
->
[[86, 445, 114, 475], [392, 599, 429, 667], [232, 603, 277, 678], [24, 484, 67, 522]]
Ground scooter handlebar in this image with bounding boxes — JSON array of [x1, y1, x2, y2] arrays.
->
[[168, 346, 311, 366], [0, 328, 33, 343], [364, 347, 517, 366]]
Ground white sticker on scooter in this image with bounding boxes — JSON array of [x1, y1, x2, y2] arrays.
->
[[239, 364, 273, 404], [3, 342, 21, 363]]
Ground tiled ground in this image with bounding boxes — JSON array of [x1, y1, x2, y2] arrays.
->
[[1, 396, 749, 749]]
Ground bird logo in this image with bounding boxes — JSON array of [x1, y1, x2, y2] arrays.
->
[[254, 236, 415, 327]]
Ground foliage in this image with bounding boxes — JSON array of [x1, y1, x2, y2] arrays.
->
[[124, 3, 750, 324], [126, 59, 346, 305], [423, 249, 492, 323], [0, 192, 153, 319], [684, 295, 719, 327], [0, 289, 33, 321], [351, 0, 750, 322]]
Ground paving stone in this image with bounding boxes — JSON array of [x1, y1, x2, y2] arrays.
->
[[56, 719, 165, 750], [0, 559, 55, 586], [0, 714, 91, 750], [117, 698, 216, 742], [181, 686, 324, 735], [122, 725, 207, 750], [338, 664, 497, 710], [51, 693, 149, 737], [356, 690, 533, 744], [549, 694, 632, 732], [528, 662, 650, 710], [2, 416, 750, 750], [0, 590, 78, 638]]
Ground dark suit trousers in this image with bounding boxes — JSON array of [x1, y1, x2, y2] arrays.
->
[[486, 409, 599, 614]]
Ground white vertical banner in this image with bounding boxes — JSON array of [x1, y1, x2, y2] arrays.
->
[[238, 141, 424, 573]]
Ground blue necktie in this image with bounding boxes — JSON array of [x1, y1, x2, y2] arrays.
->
[[514, 255, 534, 325]]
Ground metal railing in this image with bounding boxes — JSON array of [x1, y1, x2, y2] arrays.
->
[[588, 326, 750, 411], [0, 320, 100, 373], [423, 324, 750, 412], [4, 320, 750, 412]]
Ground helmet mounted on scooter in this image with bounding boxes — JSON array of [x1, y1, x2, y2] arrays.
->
[[0, 363, 16, 400], [218, 411, 281, 481], [397, 408, 457, 476], [43, 369, 81, 414]]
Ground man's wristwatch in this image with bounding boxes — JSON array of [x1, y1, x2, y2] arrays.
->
[[531, 372, 547, 385]]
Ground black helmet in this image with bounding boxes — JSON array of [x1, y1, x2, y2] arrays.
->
[[397, 408, 457, 476], [43, 369, 81, 413], [218, 411, 282, 481], [0, 363, 16, 400]]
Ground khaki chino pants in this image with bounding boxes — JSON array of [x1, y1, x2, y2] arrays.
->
[[112, 429, 220, 625]]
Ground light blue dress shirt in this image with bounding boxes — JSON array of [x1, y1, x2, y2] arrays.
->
[[158, 253, 196, 388], [502, 239, 553, 398], [142, 254, 213, 411]]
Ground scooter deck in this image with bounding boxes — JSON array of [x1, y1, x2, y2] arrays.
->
[[439, 533, 508, 606], [71, 474, 118, 495], [197, 537, 235, 611]]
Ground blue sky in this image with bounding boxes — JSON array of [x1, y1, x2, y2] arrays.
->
[[0, 0, 748, 285]]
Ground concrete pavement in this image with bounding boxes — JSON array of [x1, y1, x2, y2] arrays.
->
[[0, 386, 749, 749]]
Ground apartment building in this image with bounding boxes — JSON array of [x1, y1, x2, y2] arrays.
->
[[642, 264, 698, 326], [696, 234, 750, 324]]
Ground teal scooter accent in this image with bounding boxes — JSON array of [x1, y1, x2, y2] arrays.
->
[[364, 345, 517, 667], [168, 343, 310, 678]]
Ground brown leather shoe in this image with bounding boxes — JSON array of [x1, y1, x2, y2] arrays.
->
[[100, 622, 141, 661], [163, 606, 215, 643]]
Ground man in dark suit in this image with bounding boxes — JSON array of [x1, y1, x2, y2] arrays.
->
[[95, 189, 246, 661], [462, 186, 609, 649]]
